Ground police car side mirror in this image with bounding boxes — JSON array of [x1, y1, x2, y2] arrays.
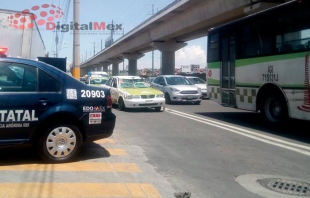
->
[[85, 81, 89, 84]]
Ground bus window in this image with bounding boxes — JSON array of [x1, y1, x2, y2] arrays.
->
[[276, 6, 310, 53], [208, 33, 219, 62]]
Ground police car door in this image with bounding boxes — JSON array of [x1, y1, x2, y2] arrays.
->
[[0, 62, 62, 143]]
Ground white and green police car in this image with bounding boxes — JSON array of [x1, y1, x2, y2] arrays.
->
[[105, 76, 165, 111]]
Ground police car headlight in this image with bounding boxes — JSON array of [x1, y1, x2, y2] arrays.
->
[[170, 87, 180, 92], [156, 94, 164, 98]]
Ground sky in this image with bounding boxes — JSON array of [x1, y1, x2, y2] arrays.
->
[[0, 0, 208, 70]]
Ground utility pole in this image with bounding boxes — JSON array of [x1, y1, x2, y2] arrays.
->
[[151, 4, 154, 76], [72, 0, 80, 79], [93, 41, 96, 55], [56, 32, 59, 58]]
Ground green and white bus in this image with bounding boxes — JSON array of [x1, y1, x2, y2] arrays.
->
[[207, 0, 310, 123]]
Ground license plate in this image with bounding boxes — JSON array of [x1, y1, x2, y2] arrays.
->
[[187, 96, 193, 100], [145, 100, 153, 103]]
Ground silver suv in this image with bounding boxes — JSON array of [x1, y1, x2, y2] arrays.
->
[[151, 75, 202, 104]]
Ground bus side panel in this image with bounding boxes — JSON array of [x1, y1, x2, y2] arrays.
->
[[235, 53, 310, 121], [207, 62, 221, 105]]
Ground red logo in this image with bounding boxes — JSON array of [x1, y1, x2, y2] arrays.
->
[[7, 4, 64, 30], [208, 70, 212, 77], [298, 53, 310, 112]]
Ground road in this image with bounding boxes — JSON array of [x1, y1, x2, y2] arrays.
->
[[1, 99, 310, 198]]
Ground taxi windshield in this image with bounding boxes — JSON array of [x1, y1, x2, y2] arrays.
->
[[119, 79, 149, 88], [90, 77, 109, 84]]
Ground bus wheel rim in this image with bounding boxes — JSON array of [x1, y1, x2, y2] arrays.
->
[[265, 98, 282, 122]]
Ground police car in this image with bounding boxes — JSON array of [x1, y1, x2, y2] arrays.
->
[[0, 53, 116, 163]]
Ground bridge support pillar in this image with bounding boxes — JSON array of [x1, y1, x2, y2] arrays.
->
[[150, 40, 187, 75], [122, 53, 145, 76], [80, 67, 88, 77], [99, 62, 110, 72], [108, 59, 123, 76]]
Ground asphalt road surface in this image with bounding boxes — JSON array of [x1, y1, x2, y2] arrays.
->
[[1, 99, 310, 198]]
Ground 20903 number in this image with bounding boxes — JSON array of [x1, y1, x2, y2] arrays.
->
[[81, 90, 105, 98]]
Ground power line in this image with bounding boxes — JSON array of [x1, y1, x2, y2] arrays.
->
[[58, 0, 71, 51]]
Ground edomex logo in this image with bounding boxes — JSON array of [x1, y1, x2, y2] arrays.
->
[[7, 4, 64, 30]]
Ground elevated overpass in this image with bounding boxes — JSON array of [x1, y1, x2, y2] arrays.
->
[[80, 0, 287, 76]]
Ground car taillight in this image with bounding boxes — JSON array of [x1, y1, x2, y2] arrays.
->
[[107, 95, 112, 108], [0, 47, 7, 53], [0, 47, 8, 58]]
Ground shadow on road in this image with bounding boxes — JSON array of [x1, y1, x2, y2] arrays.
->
[[195, 111, 310, 144], [0, 142, 111, 165], [112, 105, 163, 113]]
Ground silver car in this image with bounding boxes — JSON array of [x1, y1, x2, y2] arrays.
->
[[185, 76, 208, 99], [151, 75, 202, 104]]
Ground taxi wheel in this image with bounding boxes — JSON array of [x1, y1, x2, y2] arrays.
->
[[38, 123, 83, 163], [118, 97, 126, 111]]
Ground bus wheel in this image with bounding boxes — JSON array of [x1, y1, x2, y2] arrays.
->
[[261, 93, 287, 123]]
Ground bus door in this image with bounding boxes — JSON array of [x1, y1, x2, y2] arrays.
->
[[221, 34, 236, 106]]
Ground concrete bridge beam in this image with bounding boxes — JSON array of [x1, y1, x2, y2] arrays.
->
[[108, 59, 123, 76], [122, 53, 145, 76], [150, 40, 187, 75]]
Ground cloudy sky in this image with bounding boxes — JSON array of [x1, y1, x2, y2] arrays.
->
[[1, 0, 207, 69]]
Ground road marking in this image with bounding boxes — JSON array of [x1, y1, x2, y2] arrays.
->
[[0, 162, 141, 172], [84, 148, 127, 156], [0, 183, 161, 198], [107, 148, 127, 155], [94, 138, 115, 144], [166, 108, 310, 156]]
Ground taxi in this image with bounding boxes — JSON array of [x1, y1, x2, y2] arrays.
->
[[0, 55, 116, 163], [105, 76, 165, 111], [85, 75, 109, 86]]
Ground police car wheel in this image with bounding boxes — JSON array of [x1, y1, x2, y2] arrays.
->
[[38, 123, 82, 163]]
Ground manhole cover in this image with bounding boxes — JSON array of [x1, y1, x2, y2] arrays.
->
[[258, 178, 310, 196]]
